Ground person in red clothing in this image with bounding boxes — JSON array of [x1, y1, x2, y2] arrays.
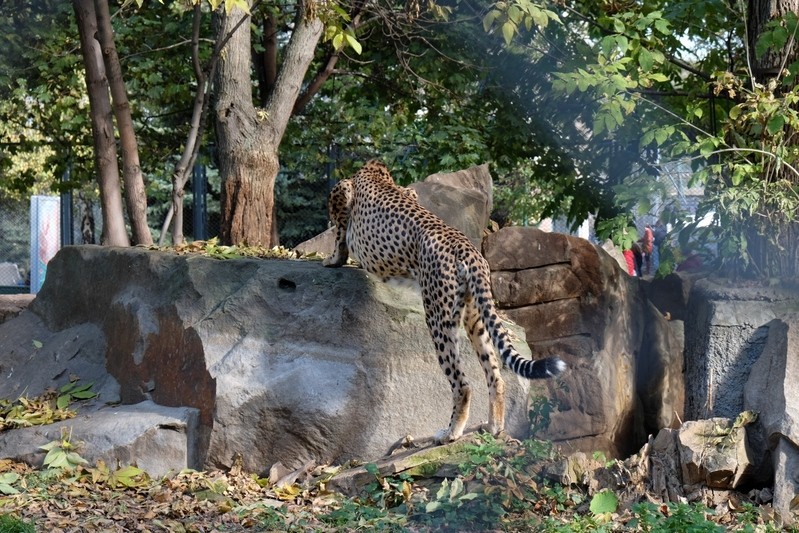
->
[[623, 242, 643, 276], [623, 248, 636, 275]]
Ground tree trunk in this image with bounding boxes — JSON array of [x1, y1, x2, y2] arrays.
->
[[255, 12, 278, 107], [72, 0, 130, 246], [746, 0, 799, 277], [747, 0, 799, 81], [159, 4, 219, 246], [215, 0, 323, 246], [94, 0, 152, 245]]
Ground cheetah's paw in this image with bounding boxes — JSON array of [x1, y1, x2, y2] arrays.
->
[[434, 428, 457, 444]]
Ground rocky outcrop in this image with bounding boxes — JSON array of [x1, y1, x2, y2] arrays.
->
[[0, 246, 534, 474], [483, 227, 684, 458], [544, 415, 761, 510], [744, 316, 799, 524], [677, 417, 755, 490], [684, 279, 799, 420], [410, 164, 493, 248], [295, 164, 493, 256], [0, 401, 199, 478]]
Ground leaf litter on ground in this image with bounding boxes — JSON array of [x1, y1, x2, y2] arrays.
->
[[1, 434, 792, 532]]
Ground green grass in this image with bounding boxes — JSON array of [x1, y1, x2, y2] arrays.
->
[[0, 514, 34, 533]]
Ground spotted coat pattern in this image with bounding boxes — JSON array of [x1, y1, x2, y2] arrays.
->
[[323, 160, 566, 442]]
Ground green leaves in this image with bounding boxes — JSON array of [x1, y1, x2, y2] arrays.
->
[[596, 215, 637, 251], [57, 381, 98, 410], [767, 114, 785, 135], [0, 472, 20, 495], [321, 3, 361, 55], [40, 433, 88, 471], [483, 0, 560, 45], [424, 478, 479, 514], [326, 27, 362, 55], [91, 460, 149, 488], [1, 380, 96, 431], [638, 47, 654, 71], [755, 12, 799, 60], [589, 489, 618, 520]]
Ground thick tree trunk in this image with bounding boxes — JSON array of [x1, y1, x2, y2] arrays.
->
[[215, 0, 323, 246], [747, 0, 799, 81], [746, 0, 799, 277], [72, 0, 130, 246], [94, 0, 152, 245]]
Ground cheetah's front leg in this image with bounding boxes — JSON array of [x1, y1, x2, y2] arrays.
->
[[322, 180, 353, 268]]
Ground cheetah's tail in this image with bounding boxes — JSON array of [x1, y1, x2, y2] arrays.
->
[[464, 256, 567, 380], [503, 352, 566, 380]]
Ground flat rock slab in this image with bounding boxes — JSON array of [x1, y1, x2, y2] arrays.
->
[[0, 294, 34, 324], [0, 401, 199, 477]]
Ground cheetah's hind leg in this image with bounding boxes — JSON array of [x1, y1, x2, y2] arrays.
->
[[463, 297, 506, 436]]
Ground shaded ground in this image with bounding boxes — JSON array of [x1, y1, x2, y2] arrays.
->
[[0, 434, 793, 532]]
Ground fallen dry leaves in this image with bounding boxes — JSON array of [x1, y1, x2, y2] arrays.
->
[[0, 459, 294, 532]]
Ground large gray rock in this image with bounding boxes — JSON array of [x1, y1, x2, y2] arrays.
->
[[744, 316, 799, 523], [0, 246, 534, 473], [294, 164, 493, 255], [684, 279, 799, 420], [483, 227, 684, 458], [410, 164, 493, 248], [423, 163, 493, 215]]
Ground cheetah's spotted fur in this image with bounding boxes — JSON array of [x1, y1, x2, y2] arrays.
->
[[323, 160, 566, 442]]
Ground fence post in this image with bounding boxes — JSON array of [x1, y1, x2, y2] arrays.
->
[[193, 164, 207, 241], [60, 164, 73, 246]]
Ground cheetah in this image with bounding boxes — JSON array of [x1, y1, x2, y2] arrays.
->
[[323, 160, 566, 442]]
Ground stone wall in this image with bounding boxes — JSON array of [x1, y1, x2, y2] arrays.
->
[[483, 227, 684, 457], [684, 279, 799, 419]]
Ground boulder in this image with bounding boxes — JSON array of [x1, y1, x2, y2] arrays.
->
[[0, 401, 199, 478], [409, 182, 487, 249], [293, 164, 493, 255], [744, 316, 799, 523], [772, 439, 799, 525], [0, 312, 117, 402], [293, 227, 336, 257], [410, 164, 493, 248], [562, 419, 759, 507], [483, 227, 684, 458], [684, 279, 799, 420], [423, 163, 493, 216], [0, 246, 534, 473]]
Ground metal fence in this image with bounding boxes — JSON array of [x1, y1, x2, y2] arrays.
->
[[0, 158, 704, 293]]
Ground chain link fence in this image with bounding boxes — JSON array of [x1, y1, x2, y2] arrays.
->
[[0, 157, 704, 293]]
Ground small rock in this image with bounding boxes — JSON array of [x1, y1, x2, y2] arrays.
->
[[677, 418, 754, 490]]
